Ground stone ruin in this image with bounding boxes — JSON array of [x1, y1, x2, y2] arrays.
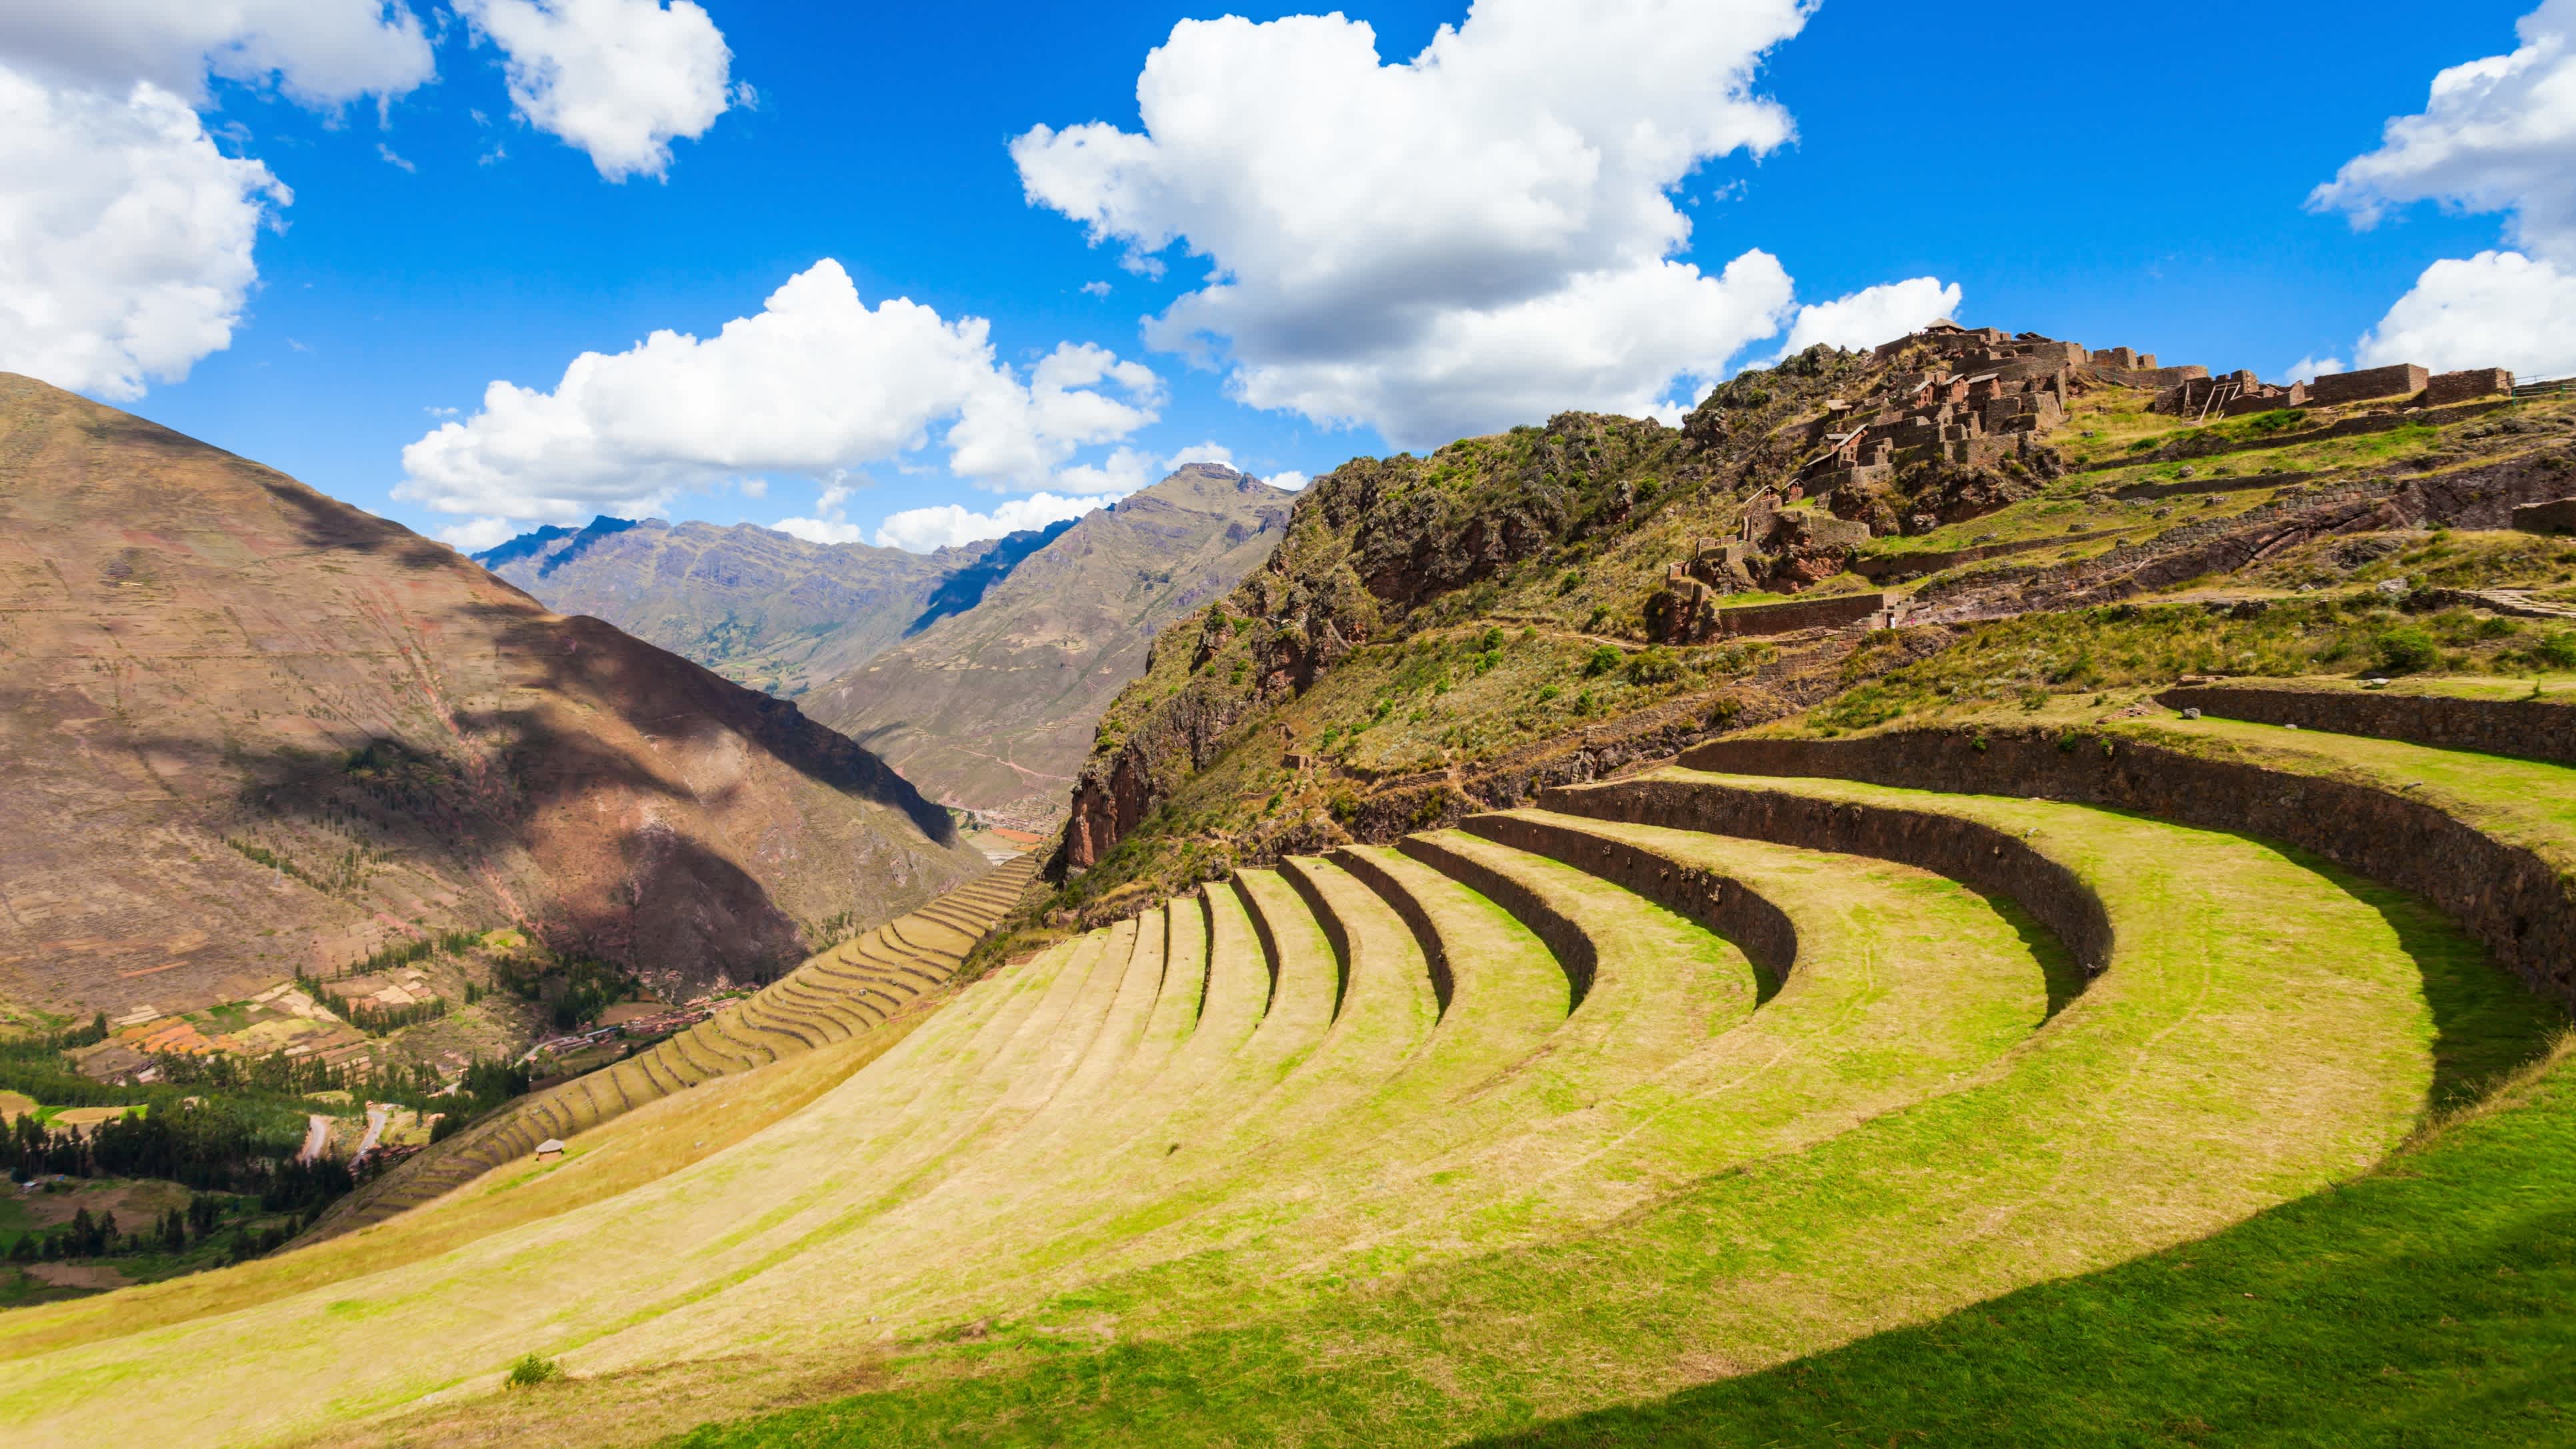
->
[[1645, 319, 2524, 645]]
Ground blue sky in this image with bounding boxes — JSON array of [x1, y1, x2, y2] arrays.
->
[[5, 0, 2570, 554]]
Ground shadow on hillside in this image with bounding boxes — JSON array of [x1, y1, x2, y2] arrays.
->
[[208, 708, 815, 980], [904, 517, 1075, 636], [1460, 1063, 2576, 1447], [462, 608, 958, 844], [2283, 846, 2570, 1114], [246, 470, 461, 573], [1965, 883, 2088, 1018]]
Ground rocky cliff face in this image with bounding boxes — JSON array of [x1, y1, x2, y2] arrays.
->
[[0, 373, 985, 1020], [815, 465, 1293, 812]]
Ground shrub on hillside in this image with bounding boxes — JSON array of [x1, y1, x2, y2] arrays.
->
[[504, 1353, 562, 1389], [2376, 626, 2441, 674], [1624, 647, 1683, 685]]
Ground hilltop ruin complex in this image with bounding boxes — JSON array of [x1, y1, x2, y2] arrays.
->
[[1649, 321, 2529, 644]]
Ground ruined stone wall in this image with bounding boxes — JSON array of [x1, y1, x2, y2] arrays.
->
[[2306, 364, 2429, 407], [2427, 369, 2514, 407], [1678, 728, 2576, 1011], [2157, 684, 2576, 767], [1715, 589, 1891, 637]]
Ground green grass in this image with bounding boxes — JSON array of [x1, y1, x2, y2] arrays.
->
[[1, 717, 2561, 1449]]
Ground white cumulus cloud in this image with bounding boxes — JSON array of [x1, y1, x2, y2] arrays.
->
[[1265, 470, 1311, 491], [438, 516, 528, 551], [1009, 0, 1817, 449], [2273, 355, 2345, 386], [1770, 277, 1962, 359], [2315, 2, 2576, 381], [2355, 251, 2576, 376], [455, 0, 741, 181], [2310, 0, 2576, 260], [871, 491, 1120, 553], [400, 258, 1164, 529], [0, 3, 439, 402], [0, 71, 290, 400], [0, 0, 435, 107]]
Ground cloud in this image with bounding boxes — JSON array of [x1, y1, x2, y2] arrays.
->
[[399, 258, 1164, 526], [2309, 0, 2576, 262], [2313, 3, 2576, 380], [2353, 250, 2576, 376], [0, 69, 290, 400], [0, 0, 435, 107], [2273, 355, 2345, 385], [872, 491, 1119, 553], [1010, 0, 1815, 449], [454, 0, 741, 181], [772, 475, 868, 545], [1080, 279, 1112, 297], [839, 440, 1245, 551], [377, 141, 415, 172], [438, 516, 527, 551], [1265, 470, 1310, 491], [1769, 277, 1961, 359]]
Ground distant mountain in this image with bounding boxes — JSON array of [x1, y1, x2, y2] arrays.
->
[[0, 373, 985, 1021], [814, 465, 1295, 811], [477, 517, 971, 697], [477, 465, 1293, 814]]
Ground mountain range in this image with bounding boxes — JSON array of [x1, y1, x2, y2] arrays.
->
[[481, 463, 1293, 813]]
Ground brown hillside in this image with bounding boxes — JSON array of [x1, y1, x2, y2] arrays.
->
[[0, 373, 983, 1023], [816, 464, 1293, 812]]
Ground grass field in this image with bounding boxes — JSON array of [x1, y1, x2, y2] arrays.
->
[[0, 719, 2565, 1448]]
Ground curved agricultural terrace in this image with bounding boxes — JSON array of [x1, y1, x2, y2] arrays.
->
[[1, 708, 2568, 1447]]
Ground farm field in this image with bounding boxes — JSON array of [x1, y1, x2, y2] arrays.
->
[[0, 703, 2564, 1449]]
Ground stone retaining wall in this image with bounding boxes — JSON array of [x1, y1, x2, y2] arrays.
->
[[2157, 683, 2576, 767], [1679, 728, 2576, 1011], [1330, 847, 1459, 1011], [1714, 590, 1893, 637], [1379, 838, 1589, 1006], [1460, 810, 1801, 988], [1855, 529, 2132, 581]]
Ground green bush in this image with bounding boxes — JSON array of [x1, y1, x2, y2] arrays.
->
[[2375, 626, 2441, 673], [504, 1353, 562, 1389], [1624, 647, 1683, 685], [2536, 630, 2576, 669], [1582, 645, 1622, 677]]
